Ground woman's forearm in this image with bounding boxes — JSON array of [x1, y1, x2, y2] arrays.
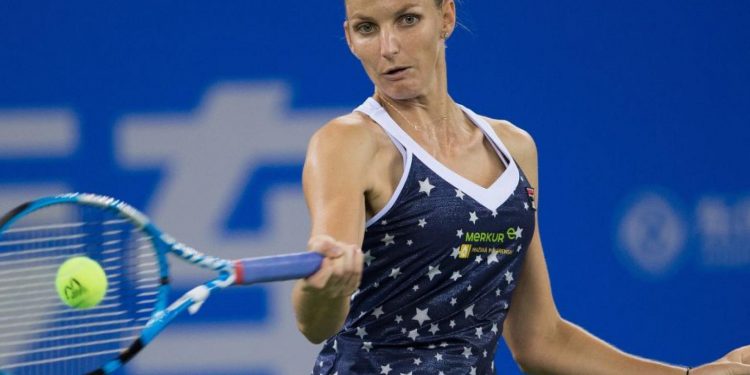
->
[[292, 280, 351, 344], [521, 319, 688, 375]]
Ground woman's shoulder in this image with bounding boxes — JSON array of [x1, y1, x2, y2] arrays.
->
[[307, 111, 394, 163], [481, 117, 537, 163]]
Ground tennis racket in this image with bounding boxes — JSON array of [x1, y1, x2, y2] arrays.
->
[[0, 193, 323, 374]]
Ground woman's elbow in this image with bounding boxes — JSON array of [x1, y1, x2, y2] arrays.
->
[[297, 322, 334, 345], [504, 319, 564, 372], [507, 339, 544, 373]]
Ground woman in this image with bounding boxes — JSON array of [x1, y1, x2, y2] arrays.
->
[[292, 0, 750, 373]]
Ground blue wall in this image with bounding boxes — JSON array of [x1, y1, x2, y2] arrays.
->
[[1, 1, 748, 373]]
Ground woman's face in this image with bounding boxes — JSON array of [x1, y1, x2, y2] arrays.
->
[[344, 0, 454, 100]]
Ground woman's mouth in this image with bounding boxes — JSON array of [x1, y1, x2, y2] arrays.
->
[[382, 67, 410, 80]]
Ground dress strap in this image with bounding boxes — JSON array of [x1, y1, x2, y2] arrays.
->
[[355, 98, 407, 158]]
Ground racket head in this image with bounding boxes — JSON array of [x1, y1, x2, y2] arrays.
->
[[0, 194, 170, 375]]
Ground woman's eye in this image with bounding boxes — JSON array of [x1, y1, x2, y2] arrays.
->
[[357, 23, 375, 34], [401, 15, 419, 26]]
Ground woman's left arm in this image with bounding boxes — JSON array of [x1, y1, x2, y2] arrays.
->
[[489, 119, 750, 375]]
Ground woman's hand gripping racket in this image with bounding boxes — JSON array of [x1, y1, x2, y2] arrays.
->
[[0, 193, 323, 375]]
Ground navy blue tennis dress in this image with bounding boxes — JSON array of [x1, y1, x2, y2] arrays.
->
[[311, 98, 536, 375]]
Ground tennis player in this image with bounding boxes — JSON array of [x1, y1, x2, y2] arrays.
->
[[292, 0, 750, 374]]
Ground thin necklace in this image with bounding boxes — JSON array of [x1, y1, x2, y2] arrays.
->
[[379, 95, 450, 132]]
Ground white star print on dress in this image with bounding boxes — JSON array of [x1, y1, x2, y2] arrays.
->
[[450, 271, 462, 281], [464, 304, 475, 318], [372, 306, 385, 319], [418, 177, 435, 196], [364, 250, 376, 266], [455, 189, 465, 199], [487, 251, 499, 265], [450, 247, 460, 259], [426, 265, 442, 280], [469, 211, 478, 224], [456, 229, 464, 238], [413, 308, 430, 326], [389, 268, 402, 279], [418, 218, 427, 228], [408, 329, 419, 341], [363, 342, 373, 352], [356, 326, 367, 339], [380, 364, 392, 374], [381, 233, 395, 246], [504, 271, 514, 284]]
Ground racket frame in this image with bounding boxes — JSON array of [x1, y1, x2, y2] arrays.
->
[[0, 193, 321, 374]]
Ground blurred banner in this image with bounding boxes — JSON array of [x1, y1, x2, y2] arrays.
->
[[1, 1, 748, 374]]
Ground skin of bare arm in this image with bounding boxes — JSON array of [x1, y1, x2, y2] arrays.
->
[[292, 112, 404, 344], [492, 118, 750, 375], [291, 116, 370, 344]]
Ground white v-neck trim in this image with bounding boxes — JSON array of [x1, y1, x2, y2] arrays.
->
[[357, 98, 519, 211]]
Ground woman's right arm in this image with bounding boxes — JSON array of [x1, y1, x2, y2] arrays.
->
[[292, 116, 375, 344]]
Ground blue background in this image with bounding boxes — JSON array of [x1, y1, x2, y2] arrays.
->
[[1, 1, 748, 373]]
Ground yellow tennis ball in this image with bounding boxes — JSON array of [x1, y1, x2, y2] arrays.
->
[[55, 256, 108, 309]]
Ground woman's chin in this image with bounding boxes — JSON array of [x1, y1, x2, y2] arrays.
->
[[377, 83, 423, 101]]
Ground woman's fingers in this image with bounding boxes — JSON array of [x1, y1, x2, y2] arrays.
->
[[308, 234, 344, 258], [725, 345, 750, 364], [304, 236, 364, 297], [304, 256, 334, 289]]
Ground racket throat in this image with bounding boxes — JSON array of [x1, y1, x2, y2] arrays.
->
[[183, 285, 211, 315]]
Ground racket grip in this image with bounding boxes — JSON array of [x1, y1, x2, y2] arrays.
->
[[234, 252, 324, 285]]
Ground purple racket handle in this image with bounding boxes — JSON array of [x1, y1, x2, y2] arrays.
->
[[233, 252, 324, 285]]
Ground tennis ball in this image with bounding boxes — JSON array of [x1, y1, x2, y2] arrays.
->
[[55, 256, 108, 309]]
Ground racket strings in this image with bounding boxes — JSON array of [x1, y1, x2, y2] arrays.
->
[[0, 205, 162, 374]]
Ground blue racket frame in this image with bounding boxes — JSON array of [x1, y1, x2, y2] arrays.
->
[[0, 193, 323, 375]]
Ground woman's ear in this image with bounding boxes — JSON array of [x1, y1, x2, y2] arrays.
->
[[442, 0, 457, 38]]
